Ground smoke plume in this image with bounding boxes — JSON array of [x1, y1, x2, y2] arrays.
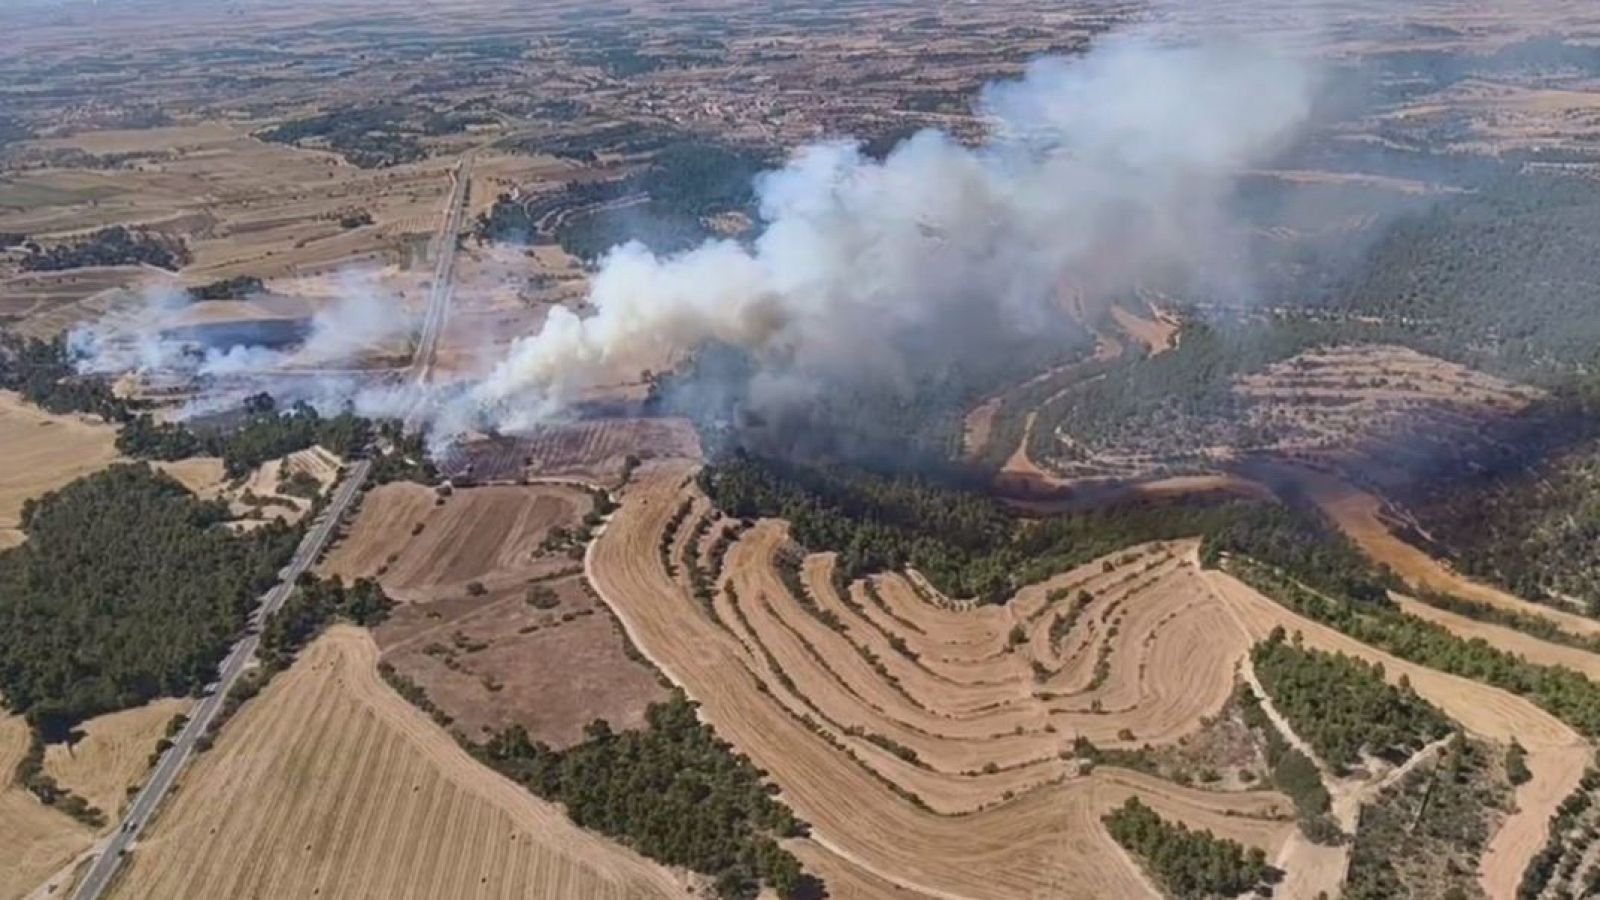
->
[[466, 34, 1316, 432]]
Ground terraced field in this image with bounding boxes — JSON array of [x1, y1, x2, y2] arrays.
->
[[575, 458, 1600, 899], [590, 463, 1313, 899], [110, 626, 687, 900]]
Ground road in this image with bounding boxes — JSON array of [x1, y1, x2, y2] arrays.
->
[[409, 152, 474, 387], [71, 458, 373, 900]]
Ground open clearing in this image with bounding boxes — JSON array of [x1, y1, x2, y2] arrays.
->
[[42, 698, 190, 829], [0, 697, 184, 900], [0, 714, 92, 900], [330, 479, 665, 747], [0, 390, 121, 547], [110, 626, 687, 900]]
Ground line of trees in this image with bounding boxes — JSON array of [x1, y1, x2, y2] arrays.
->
[[259, 576, 395, 672], [118, 394, 369, 477], [20, 226, 189, 272], [0, 333, 131, 422]]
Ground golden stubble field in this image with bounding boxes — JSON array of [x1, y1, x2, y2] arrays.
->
[[0, 390, 121, 548], [0, 698, 190, 900], [110, 626, 689, 900]]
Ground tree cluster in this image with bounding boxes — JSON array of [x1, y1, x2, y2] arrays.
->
[[1233, 559, 1600, 741], [0, 332, 130, 422], [259, 576, 395, 672], [1345, 738, 1507, 900], [0, 464, 299, 739], [1233, 685, 1339, 843], [256, 105, 426, 169], [1252, 628, 1452, 773], [700, 451, 1390, 606], [478, 691, 820, 899], [187, 276, 264, 302], [1102, 797, 1279, 899], [118, 395, 369, 477]]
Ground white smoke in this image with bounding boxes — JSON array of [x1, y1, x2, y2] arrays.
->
[[466, 34, 1317, 431], [70, 268, 416, 379]]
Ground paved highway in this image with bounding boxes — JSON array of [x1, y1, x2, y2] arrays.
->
[[409, 152, 474, 387], [71, 458, 373, 900]]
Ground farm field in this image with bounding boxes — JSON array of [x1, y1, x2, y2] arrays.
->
[[109, 626, 689, 900], [325, 478, 667, 747], [0, 697, 188, 900], [588, 462, 1319, 899], [321, 481, 588, 598], [575, 457, 1600, 899], [0, 390, 121, 548]]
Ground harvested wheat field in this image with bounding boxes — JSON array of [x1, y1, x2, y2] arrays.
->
[[1204, 568, 1591, 899], [322, 482, 587, 600], [111, 626, 688, 900], [42, 698, 189, 827], [0, 390, 121, 547], [0, 714, 93, 900], [586, 463, 1303, 899]]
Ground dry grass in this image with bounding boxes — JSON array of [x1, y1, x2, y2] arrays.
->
[[322, 482, 587, 601], [1285, 463, 1600, 641], [0, 715, 93, 900], [150, 456, 226, 498], [0, 391, 121, 546], [43, 698, 190, 827], [111, 626, 687, 900]]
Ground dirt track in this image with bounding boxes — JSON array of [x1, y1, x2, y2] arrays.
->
[[111, 626, 686, 900]]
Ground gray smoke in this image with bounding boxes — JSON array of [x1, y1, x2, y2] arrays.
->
[[463, 33, 1317, 432]]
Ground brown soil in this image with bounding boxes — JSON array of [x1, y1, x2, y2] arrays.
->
[[374, 575, 667, 749], [322, 482, 588, 601]]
